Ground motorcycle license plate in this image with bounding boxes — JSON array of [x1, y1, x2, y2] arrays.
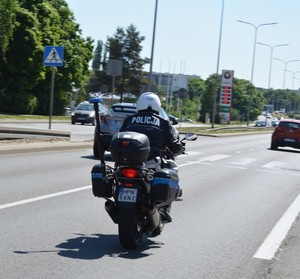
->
[[118, 188, 138, 203]]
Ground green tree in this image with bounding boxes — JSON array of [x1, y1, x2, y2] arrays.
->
[[188, 77, 205, 100], [0, 6, 44, 113], [247, 84, 265, 121], [87, 40, 110, 94], [32, 0, 94, 114], [200, 74, 219, 123], [92, 40, 103, 71], [0, 0, 17, 56], [263, 88, 300, 113], [0, 0, 93, 114], [106, 24, 149, 96], [231, 78, 252, 121]]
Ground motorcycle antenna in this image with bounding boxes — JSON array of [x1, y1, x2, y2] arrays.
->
[[89, 98, 106, 169]]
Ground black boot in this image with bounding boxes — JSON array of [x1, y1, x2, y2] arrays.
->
[[177, 188, 182, 198], [159, 205, 172, 223]]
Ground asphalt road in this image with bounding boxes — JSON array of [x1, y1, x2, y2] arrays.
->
[[1, 133, 300, 278]]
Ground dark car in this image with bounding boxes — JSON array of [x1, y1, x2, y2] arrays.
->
[[71, 101, 107, 125], [93, 102, 179, 158], [270, 119, 300, 150]]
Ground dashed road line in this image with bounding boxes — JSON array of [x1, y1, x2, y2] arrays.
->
[[0, 185, 91, 210], [230, 157, 257, 166], [255, 169, 282, 174], [262, 161, 286, 169], [222, 165, 247, 170]]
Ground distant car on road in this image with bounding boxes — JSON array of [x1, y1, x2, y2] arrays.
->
[[270, 119, 300, 150], [71, 101, 107, 125], [254, 120, 268, 127], [271, 118, 279, 127], [93, 102, 178, 158]]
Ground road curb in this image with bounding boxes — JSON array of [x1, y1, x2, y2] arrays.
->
[[0, 140, 92, 155], [0, 126, 69, 138]]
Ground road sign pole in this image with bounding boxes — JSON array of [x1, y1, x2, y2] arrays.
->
[[43, 46, 64, 129], [49, 66, 55, 129]]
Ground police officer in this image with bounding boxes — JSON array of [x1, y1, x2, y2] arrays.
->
[[120, 92, 184, 222], [120, 92, 183, 159]]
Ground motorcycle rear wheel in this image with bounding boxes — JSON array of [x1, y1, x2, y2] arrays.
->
[[118, 209, 143, 249]]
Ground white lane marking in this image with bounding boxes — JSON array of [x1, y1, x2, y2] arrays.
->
[[178, 154, 230, 167], [253, 194, 300, 260], [178, 161, 198, 167], [262, 161, 286, 169], [200, 154, 231, 161], [230, 157, 256, 166], [178, 161, 213, 167], [255, 169, 281, 174], [0, 185, 91, 210], [222, 165, 247, 170]]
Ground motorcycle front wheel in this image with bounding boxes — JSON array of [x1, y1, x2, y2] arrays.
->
[[118, 208, 143, 249]]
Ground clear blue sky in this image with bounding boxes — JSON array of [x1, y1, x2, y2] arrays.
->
[[66, 0, 300, 90]]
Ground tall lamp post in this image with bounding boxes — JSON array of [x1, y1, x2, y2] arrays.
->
[[256, 42, 288, 88], [273, 58, 300, 89], [212, 0, 225, 128], [285, 70, 300, 90], [236, 20, 278, 126], [148, 0, 158, 92]]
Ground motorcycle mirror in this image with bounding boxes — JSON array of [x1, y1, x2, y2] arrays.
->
[[184, 133, 197, 141]]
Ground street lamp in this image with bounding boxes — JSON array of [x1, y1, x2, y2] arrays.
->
[[148, 0, 158, 92], [285, 70, 300, 90], [236, 20, 278, 126], [256, 42, 289, 88], [273, 58, 300, 89], [212, 0, 225, 128]]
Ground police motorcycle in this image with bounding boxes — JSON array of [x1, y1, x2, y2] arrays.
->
[[89, 98, 197, 249]]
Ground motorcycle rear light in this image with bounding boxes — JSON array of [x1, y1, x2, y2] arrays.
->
[[121, 168, 138, 178], [120, 140, 130, 147]]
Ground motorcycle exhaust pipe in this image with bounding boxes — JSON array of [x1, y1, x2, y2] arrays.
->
[[104, 200, 118, 224], [148, 205, 160, 230]]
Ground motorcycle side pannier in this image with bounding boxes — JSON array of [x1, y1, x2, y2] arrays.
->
[[151, 168, 179, 203], [91, 164, 113, 197], [110, 131, 150, 165]]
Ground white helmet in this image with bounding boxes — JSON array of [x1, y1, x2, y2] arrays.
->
[[136, 92, 161, 113]]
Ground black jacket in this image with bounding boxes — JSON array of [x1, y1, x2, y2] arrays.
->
[[120, 111, 184, 160]]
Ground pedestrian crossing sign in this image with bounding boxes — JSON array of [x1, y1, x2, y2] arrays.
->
[[44, 46, 64, 67]]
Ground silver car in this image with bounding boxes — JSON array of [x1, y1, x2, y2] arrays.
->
[[93, 102, 178, 158], [71, 101, 107, 125]]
